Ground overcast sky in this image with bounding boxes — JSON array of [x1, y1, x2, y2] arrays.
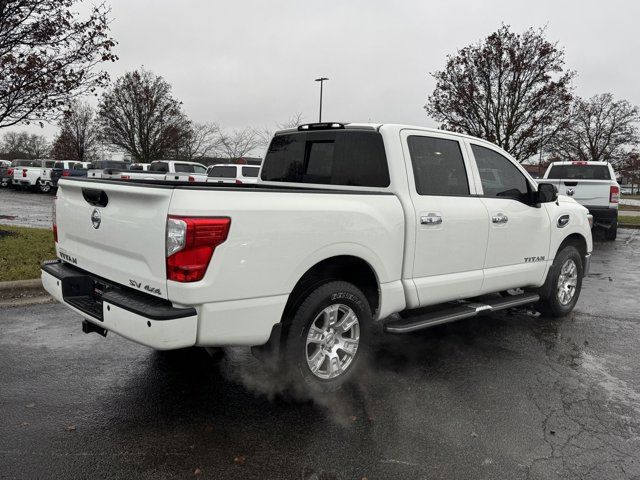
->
[[8, 0, 640, 150]]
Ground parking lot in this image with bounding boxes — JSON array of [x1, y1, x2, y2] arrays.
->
[[1, 183, 639, 479], [0, 188, 54, 228]]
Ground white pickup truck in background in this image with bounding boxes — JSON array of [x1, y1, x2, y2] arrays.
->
[[12, 159, 56, 192], [543, 161, 619, 240], [43, 122, 593, 392]]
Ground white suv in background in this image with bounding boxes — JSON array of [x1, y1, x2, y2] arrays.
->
[[206, 164, 260, 184], [543, 161, 620, 240]]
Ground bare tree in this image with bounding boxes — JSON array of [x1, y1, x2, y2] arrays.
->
[[619, 151, 640, 194], [0, 0, 117, 128], [215, 127, 262, 160], [425, 25, 574, 162], [548, 94, 639, 164], [2, 131, 29, 156], [51, 101, 98, 162], [257, 113, 304, 147], [97, 69, 190, 162], [181, 122, 220, 160], [23, 133, 49, 158]]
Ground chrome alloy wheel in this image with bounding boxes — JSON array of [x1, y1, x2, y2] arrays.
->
[[305, 304, 360, 380], [557, 258, 578, 305]]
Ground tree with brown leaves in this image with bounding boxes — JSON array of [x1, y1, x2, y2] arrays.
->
[[0, 0, 117, 128], [425, 25, 574, 162]]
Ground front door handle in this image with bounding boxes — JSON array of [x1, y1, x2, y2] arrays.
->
[[492, 213, 508, 224], [421, 213, 442, 225]]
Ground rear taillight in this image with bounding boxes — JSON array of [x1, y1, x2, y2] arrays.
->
[[166, 216, 231, 282], [120, 174, 130, 180], [7, 168, 13, 176], [188, 176, 195, 182], [62, 170, 71, 177], [610, 185, 620, 204], [52, 197, 57, 243], [235, 179, 243, 184], [22, 168, 27, 177]]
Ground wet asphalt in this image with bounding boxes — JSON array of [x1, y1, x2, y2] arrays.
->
[[1, 227, 640, 479], [0, 188, 54, 229]]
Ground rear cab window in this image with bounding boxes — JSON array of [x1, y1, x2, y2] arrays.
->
[[174, 163, 194, 173], [261, 129, 390, 187], [547, 164, 611, 180], [150, 162, 169, 173]]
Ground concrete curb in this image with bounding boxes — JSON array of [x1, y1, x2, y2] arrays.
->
[[0, 278, 42, 291], [0, 277, 50, 307], [620, 224, 640, 230], [0, 295, 55, 309]]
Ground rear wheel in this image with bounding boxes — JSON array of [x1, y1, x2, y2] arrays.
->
[[282, 281, 371, 393], [537, 246, 583, 317], [38, 181, 51, 194], [604, 219, 617, 241]]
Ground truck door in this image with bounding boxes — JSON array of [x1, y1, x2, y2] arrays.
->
[[401, 130, 489, 306], [467, 142, 551, 293]]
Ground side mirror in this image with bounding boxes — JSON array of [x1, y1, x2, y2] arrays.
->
[[536, 182, 558, 203]]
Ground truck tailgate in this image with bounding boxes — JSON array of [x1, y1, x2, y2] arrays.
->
[[55, 179, 172, 299], [547, 179, 611, 207]]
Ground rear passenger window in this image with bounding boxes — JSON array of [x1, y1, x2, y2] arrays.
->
[[261, 130, 390, 187], [242, 167, 259, 177], [471, 144, 530, 202], [407, 136, 469, 196]]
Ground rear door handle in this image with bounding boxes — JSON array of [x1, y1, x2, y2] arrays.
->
[[492, 213, 508, 224], [421, 213, 442, 225]]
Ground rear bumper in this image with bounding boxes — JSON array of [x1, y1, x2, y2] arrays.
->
[[585, 206, 618, 222], [41, 260, 198, 350]]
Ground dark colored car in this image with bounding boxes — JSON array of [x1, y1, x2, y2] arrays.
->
[[0, 161, 14, 188]]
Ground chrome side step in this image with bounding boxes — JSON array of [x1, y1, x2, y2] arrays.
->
[[384, 292, 540, 334]]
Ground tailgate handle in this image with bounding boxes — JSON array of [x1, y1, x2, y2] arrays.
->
[[563, 181, 578, 187], [82, 188, 109, 207]]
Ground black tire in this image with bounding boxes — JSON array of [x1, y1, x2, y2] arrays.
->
[[536, 245, 583, 317], [282, 281, 372, 393], [38, 181, 51, 194], [604, 220, 617, 241]]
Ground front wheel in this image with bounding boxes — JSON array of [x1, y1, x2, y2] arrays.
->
[[537, 245, 583, 317], [282, 281, 372, 393]]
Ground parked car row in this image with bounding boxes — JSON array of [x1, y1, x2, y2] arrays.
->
[[0, 159, 263, 194]]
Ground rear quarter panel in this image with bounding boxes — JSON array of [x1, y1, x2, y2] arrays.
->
[[166, 189, 405, 305]]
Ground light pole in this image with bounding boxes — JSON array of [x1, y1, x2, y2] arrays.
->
[[315, 77, 329, 122]]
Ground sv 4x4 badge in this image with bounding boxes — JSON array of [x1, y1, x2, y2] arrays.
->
[[129, 279, 161, 296]]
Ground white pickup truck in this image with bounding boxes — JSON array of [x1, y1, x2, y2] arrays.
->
[[543, 161, 619, 240], [12, 159, 56, 192], [42, 123, 593, 391]]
